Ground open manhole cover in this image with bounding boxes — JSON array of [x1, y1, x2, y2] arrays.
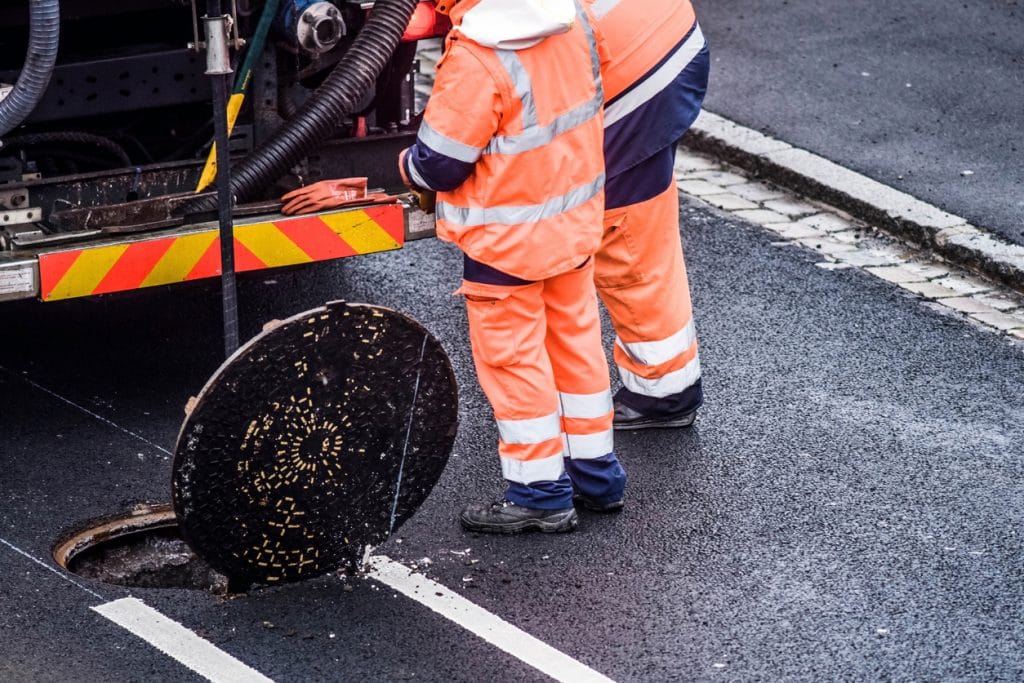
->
[[53, 505, 229, 592], [172, 301, 458, 586]]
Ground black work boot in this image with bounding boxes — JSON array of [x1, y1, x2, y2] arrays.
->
[[460, 500, 578, 534], [613, 402, 697, 431]]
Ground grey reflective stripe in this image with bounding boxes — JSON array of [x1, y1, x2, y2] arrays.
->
[[417, 120, 483, 164], [494, 49, 538, 129], [590, 0, 620, 19], [484, 95, 601, 155], [406, 155, 434, 191], [575, 0, 603, 95], [603, 23, 706, 128], [483, 0, 603, 156], [437, 172, 604, 227]]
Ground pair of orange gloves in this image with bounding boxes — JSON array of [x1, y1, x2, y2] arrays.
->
[[279, 150, 437, 215]]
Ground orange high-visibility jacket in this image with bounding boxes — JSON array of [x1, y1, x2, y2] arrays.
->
[[400, 0, 607, 282]]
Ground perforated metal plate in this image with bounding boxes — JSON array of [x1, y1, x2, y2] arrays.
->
[[172, 302, 457, 585]]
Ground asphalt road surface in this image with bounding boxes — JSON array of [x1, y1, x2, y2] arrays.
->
[[693, 0, 1024, 245], [2, 196, 1023, 681]]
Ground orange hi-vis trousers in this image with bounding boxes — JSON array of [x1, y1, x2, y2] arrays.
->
[[595, 152, 703, 418], [460, 259, 621, 508]]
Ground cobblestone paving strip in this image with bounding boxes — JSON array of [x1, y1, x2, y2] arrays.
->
[[675, 149, 1024, 344]]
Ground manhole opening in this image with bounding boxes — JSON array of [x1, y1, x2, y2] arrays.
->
[[53, 504, 230, 593]]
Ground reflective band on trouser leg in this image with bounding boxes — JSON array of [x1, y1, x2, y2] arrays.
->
[[559, 390, 613, 460], [497, 412, 565, 484], [461, 279, 567, 488], [615, 345, 701, 398], [597, 168, 703, 415]]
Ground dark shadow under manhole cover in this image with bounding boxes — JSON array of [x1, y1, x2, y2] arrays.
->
[[172, 301, 458, 586], [53, 504, 229, 592]]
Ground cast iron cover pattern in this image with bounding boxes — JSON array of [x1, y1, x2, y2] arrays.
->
[[172, 302, 457, 584]]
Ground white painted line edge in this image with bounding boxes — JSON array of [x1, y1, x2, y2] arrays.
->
[[367, 555, 616, 683], [0, 538, 103, 600], [93, 597, 274, 683]]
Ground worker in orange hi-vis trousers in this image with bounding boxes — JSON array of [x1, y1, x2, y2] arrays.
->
[[587, 0, 710, 429], [396, 0, 627, 533]]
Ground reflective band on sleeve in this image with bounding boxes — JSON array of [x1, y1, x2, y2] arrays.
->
[[496, 411, 562, 445], [406, 155, 434, 191], [559, 390, 613, 419], [590, 0, 620, 19], [563, 430, 614, 460], [604, 24, 705, 128], [615, 320, 697, 367], [417, 120, 485, 163], [501, 453, 566, 484], [619, 352, 702, 398], [494, 50, 538, 129], [438, 172, 604, 227]]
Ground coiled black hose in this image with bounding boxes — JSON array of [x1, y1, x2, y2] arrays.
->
[[2, 131, 133, 167], [184, 0, 420, 214], [0, 0, 60, 137]]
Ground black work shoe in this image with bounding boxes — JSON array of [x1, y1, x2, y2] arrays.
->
[[459, 500, 578, 534], [613, 402, 697, 431], [572, 494, 624, 513]]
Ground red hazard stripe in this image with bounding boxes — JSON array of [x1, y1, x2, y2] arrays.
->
[[234, 239, 269, 273], [92, 239, 175, 295], [39, 250, 84, 301], [363, 205, 405, 243], [186, 239, 222, 281], [185, 237, 270, 280], [274, 216, 358, 261]]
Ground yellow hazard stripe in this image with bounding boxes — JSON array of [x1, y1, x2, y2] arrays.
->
[[236, 222, 313, 267], [140, 232, 218, 287], [195, 93, 247, 193], [47, 245, 129, 301], [321, 210, 401, 253]]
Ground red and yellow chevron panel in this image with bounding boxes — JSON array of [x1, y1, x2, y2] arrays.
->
[[38, 204, 404, 302]]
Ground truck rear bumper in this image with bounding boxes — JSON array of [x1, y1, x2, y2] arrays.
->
[[0, 200, 432, 303]]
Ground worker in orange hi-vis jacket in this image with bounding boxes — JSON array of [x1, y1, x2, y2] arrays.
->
[[587, 0, 710, 430], [397, 0, 627, 533]]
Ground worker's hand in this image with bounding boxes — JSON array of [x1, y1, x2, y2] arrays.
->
[[411, 187, 437, 214], [280, 178, 369, 215]]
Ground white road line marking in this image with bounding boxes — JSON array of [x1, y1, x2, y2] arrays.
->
[[0, 538, 104, 600], [367, 555, 616, 683], [0, 365, 172, 455], [93, 598, 273, 683]]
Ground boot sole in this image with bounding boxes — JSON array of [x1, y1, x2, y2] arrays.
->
[[613, 411, 697, 431], [573, 496, 624, 513], [459, 510, 578, 534]]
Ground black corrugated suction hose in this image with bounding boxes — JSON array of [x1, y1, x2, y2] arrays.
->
[[2, 131, 133, 167], [184, 0, 420, 214], [0, 0, 60, 137]]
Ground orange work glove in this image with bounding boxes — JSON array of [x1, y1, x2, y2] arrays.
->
[[280, 178, 369, 215]]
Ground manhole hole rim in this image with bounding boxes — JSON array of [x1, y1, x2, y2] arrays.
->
[[53, 503, 178, 570]]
